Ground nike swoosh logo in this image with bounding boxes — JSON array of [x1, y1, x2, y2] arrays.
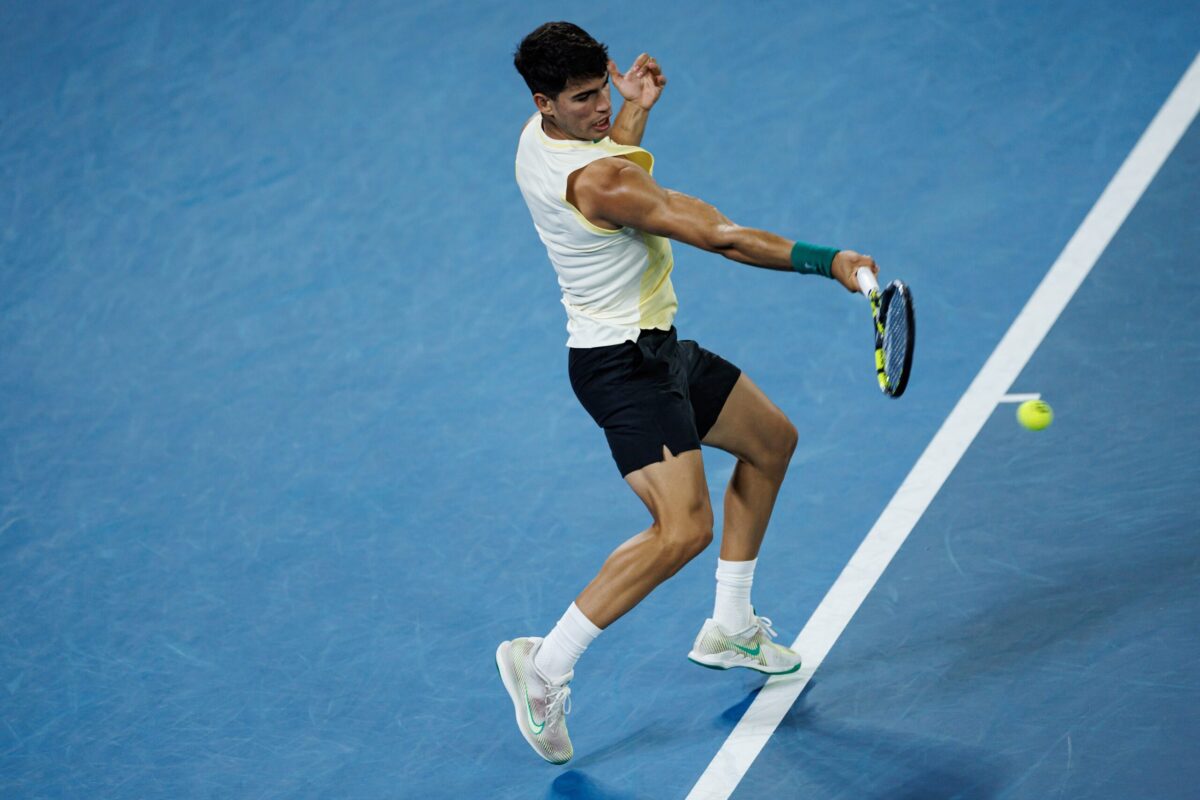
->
[[525, 691, 545, 735], [732, 641, 761, 657]]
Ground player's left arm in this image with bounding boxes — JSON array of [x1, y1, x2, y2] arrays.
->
[[607, 53, 666, 146]]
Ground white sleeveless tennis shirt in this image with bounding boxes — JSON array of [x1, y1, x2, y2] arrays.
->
[[515, 113, 677, 348]]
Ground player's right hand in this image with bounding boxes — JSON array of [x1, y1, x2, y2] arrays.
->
[[832, 250, 878, 293]]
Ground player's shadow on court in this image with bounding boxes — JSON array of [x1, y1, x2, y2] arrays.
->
[[557, 721, 677, 772], [770, 700, 1010, 799], [719, 681, 767, 723], [889, 537, 1196, 689], [547, 768, 642, 800], [545, 681, 773, 798]]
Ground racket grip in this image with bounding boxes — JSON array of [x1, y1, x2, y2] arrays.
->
[[856, 267, 878, 298]]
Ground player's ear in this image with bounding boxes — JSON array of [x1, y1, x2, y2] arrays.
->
[[533, 92, 555, 115]]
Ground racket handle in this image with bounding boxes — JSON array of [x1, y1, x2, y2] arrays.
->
[[856, 267, 879, 298]]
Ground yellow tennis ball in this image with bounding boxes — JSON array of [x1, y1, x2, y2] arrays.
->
[[1017, 399, 1053, 430]]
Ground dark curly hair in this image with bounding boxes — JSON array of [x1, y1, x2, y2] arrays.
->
[[513, 22, 609, 98]]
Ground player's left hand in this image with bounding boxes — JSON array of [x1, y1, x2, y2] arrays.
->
[[608, 53, 667, 110], [832, 250, 878, 293]]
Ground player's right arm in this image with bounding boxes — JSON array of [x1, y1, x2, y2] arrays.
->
[[569, 158, 876, 292]]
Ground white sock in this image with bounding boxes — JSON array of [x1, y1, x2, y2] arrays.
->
[[714, 557, 757, 632], [534, 602, 601, 681]]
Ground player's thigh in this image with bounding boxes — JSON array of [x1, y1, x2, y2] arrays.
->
[[624, 446, 713, 534], [700, 373, 798, 471]]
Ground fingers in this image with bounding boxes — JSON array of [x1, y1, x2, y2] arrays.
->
[[612, 53, 667, 105], [645, 58, 666, 87], [833, 250, 879, 293], [625, 53, 665, 83], [850, 252, 878, 273]]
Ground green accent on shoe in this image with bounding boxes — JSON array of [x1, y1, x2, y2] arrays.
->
[[688, 655, 802, 675], [688, 656, 731, 671], [732, 641, 762, 657], [524, 690, 545, 735]]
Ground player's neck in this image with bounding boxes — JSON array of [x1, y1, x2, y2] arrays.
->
[[540, 115, 586, 142]]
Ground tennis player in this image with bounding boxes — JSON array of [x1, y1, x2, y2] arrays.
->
[[497, 21, 879, 764]]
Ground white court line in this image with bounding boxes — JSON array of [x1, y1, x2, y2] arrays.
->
[[999, 393, 1041, 403], [686, 50, 1200, 800]]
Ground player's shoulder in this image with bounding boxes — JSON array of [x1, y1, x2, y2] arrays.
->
[[571, 155, 659, 215], [575, 155, 648, 191]]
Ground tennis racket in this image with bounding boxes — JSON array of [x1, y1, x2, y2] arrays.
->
[[855, 267, 915, 398]]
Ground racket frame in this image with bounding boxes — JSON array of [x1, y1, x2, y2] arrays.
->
[[855, 267, 915, 398]]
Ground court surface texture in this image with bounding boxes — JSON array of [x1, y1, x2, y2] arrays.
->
[[2, 2, 1198, 798]]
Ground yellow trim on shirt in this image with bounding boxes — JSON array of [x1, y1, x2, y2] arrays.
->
[[637, 231, 677, 330], [564, 199, 624, 236], [533, 116, 656, 174]]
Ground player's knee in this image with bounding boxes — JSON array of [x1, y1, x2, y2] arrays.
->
[[658, 515, 713, 568], [778, 417, 799, 461], [673, 523, 713, 567], [686, 520, 715, 559], [758, 415, 798, 478]]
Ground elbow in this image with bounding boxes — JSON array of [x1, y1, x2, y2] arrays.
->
[[703, 223, 742, 254]]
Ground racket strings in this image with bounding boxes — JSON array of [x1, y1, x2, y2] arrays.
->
[[883, 301, 909, 380], [877, 286, 913, 396]]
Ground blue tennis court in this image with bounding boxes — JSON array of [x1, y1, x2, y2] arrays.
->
[[2, 2, 1197, 798]]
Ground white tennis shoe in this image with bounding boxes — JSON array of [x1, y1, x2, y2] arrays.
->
[[495, 637, 574, 764], [688, 615, 803, 675]]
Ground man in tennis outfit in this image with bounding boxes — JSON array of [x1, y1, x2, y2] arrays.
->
[[497, 21, 879, 764]]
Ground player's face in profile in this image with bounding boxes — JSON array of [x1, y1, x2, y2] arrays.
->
[[540, 75, 612, 140]]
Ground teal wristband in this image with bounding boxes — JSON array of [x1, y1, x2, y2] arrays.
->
[[790, 241, 839, 278]]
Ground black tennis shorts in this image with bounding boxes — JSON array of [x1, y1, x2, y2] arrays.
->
[[568, 327, 742, 477]]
